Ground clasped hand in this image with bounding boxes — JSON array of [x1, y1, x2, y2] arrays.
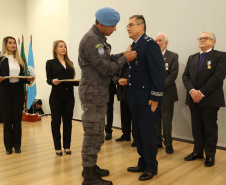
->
[[118, 78, 128, 86], [190, 90, 203, 103]]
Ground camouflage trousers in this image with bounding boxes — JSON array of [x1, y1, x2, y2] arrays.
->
[[81, 103, 107, 167]]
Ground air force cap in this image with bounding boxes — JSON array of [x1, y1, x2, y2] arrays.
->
[[95, 7, 120, 26]]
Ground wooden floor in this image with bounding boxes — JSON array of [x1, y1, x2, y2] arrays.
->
[[0, 116, 226, 185]]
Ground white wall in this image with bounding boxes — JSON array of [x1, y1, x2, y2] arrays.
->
[[0, 0, 26, 52], [25, 0, 69, 114], [69, 0, 226, 147]]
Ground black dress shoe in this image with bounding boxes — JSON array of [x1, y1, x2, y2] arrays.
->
[[131, 141, 137, 147], [105, 133, 112, 140], [184, 152, 203, 161], [116, 135, 130, 141], [158, 144, 163, 148], [82, 165, 109, 177], [6, 150, 12, 155], [64, 150, 71, 155], [166, 145, 174, 154], [204, 156, 215, 167], [127, 166, 145, 172], [56, 151, 63, 156], [15, 149, 21, 153], [139, 171, 157, 181]]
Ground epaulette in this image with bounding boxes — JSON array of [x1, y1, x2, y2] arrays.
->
[[144, 36, 152, 42]]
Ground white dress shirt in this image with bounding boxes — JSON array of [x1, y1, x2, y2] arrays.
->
[[7, 55, 20, 83]]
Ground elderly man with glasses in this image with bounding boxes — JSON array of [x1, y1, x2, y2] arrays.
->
[[182, 31, 226, 167]]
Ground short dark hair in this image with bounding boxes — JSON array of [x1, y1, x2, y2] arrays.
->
[[95, 19, 100, 25], [36, 99, 42, 105], [129, 15, 146, 32]]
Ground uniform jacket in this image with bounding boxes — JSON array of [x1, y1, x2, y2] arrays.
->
[[0, 56, 26, 102], [46, 58, 77, 97], [78, 25, 127, 104], [182, 49, 226, 107], [162, 50, 179, 103], [129, 33, 165, 105], [112, 62, 129, 102]]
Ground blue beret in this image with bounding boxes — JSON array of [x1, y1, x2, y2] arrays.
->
[[95, 7, 120, 26]]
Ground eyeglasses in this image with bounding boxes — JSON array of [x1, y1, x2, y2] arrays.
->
[[126, 23, 139, 29], [197, 37, 213, 41]]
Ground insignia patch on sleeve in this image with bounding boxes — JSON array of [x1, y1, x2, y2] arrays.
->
[[95, 43, 104, 49], [98, 47, 105, 55]]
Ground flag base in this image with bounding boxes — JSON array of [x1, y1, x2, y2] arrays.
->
[[22, 113, 41, 122]]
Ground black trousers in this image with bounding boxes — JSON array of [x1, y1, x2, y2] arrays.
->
[[130, 104, 159, 173], [0, 83, 24, 151], [120, 100, 133, 139], [156, 103, 174, 146], [49, 93, 75, 150], [105, 88, 115, 134], [189, 104, 219, 157]]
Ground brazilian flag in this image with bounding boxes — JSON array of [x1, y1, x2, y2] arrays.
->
[[20, 41, 28, 94]]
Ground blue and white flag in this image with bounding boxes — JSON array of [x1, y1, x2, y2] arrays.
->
[[27, 43, 37, 110]]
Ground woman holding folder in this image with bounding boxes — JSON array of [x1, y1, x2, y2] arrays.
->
[[0, 36, 33, 154], [46, 40, 77, 156]]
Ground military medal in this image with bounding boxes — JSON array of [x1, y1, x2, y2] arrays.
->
[[165, 63, 168, 70], [207, 61, 211, 69], [135, 60, 138, 65]]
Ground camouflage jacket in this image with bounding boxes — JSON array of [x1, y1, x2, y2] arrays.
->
[[78, 25, 127, 104]]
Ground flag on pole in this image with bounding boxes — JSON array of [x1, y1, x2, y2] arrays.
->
[[20, 41, 28, 94], [27, 42, 37, 110]]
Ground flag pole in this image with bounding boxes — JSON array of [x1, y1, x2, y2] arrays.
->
[[22, 34, 28, 113], [30, 34, 35, 114]]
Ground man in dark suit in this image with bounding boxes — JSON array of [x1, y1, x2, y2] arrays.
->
[[105, 44, 117, 140], [182, 31, 226, 167], [155, 33, 179, 154], [112, 62, 136, 146], [126, 15, 165, 181]]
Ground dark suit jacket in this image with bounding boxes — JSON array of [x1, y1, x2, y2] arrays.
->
[[182, 49, 226, 107], [128, 34, 165, 105], [0, 56, 26, 102], [46, 58, 78, 97], [162, 50, 179, 103], [112, 62, 129, 102], [0, 56, 26, 83]]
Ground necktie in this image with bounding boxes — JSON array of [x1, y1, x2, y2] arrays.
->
[[201, 52, 207, 56], [197, 52, 208, 72]]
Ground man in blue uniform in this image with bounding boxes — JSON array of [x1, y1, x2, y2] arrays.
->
[[126, 15, 165, 181]]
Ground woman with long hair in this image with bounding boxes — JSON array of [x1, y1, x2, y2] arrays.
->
[[46, 40, 77, 156], [0, 36, 34, 154]]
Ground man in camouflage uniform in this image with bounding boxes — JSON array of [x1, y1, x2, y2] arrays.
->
[[78, 7, 137, 185]]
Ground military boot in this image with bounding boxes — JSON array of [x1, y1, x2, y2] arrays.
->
[[82, 166, 113, 185], [82, 165, 109, 177]]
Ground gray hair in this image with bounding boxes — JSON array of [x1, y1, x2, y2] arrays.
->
[[129, 15, 146, 32], [156, 33, 168, 43], [202, 31, 216, 42]]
